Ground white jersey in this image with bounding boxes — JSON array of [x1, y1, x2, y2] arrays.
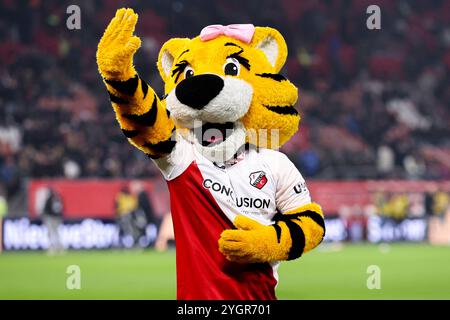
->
[[153, 136, 311, 300], [155, 136, 311, 224]]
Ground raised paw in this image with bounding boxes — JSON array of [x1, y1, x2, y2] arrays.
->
[[97, 8, 142, 79]]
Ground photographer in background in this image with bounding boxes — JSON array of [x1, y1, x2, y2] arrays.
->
[[115, 186, 138, 248], [130, 181, 158, 247], [39, 187, 64, 255]]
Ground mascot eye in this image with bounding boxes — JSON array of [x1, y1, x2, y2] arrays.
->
[[223, 58, 240, 76], [184, 67, 194, 79]]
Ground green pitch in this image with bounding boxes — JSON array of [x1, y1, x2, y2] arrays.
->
[[1, 244, 449, 299]]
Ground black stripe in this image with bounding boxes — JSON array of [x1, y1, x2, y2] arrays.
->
[[264, 105, 298, 115], [234, 55, 251, 70], [121, 129, 139, 138], [108, 91, 128, 104], [224, 42, 243, 49], [122, 94, 158, 127], [284, 220, 306, 260], [105, 74, 139, 96], [275, 210, 325, 234], [272, 224, 282, 244], [142, 137, 176, 155], [273, 209, 325, 248], [172, 60, 188, 82], [140, 77, 148, 99], [227, 50, 250, 70], [296, 210, 326, 233], [256, 73, 286, 81], [166, 109, 171, 118], [178, 49, 189, 59]]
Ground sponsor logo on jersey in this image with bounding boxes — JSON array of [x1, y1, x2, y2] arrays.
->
[[235, 197, 270, 209], [202, 179, 271, 209], [293, 182, 307, 194], [249, 171, 268, 190], [203, 179, 234, 197]]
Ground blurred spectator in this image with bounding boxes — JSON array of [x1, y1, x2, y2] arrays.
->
[[39, 187, 64, 255], [155, 212, 175, 252], [433, 190, 450, 218], [115, 186, 138, 247], [0, 185, 7, 254], [131, 181, 156, 225], [428, 207, 450, 245], [130, 181, 158, 246], [377, 145, 395, 175], [0, 0, 449, 206]]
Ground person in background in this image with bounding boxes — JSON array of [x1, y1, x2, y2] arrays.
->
[[433, 190, 450, 220], [428, 192, 450, 245], [385, 193, 409, 221], [41, 187, 64, 255], [130, 181, 158, 247], [0, 186, 8, 254], [424, 186, 436, 217], [408, 192, 426, 218], [115, 186, 138, 247], [154, 212, 174, 252], [373, 190, 387, 217]]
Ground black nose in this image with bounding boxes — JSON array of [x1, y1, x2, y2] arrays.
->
[[175, 74, 224, 110]]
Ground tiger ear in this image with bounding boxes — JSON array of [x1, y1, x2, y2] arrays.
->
[[157, 38, 190, 82], [250, 27, 287, 72]]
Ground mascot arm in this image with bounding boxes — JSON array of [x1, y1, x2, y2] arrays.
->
[[96, 8, 175, 159], [219, 203, 325, 263], [219, 154, 325, 263]]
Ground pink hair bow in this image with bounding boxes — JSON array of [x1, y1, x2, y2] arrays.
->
[[200, 24, 255, 44]]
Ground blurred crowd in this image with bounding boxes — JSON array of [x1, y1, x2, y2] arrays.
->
[[372, 189, 450, 220], [0, 0, 450, 203], [337, 187, 450, 243]]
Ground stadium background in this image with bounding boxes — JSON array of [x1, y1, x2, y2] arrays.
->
[[0, 0, 450, 299]]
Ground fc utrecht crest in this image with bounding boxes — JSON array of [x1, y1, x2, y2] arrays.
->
[[249, 171, 268, 189]]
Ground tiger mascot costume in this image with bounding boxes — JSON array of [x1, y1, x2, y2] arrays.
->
[[97, 8, 325, 300]]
